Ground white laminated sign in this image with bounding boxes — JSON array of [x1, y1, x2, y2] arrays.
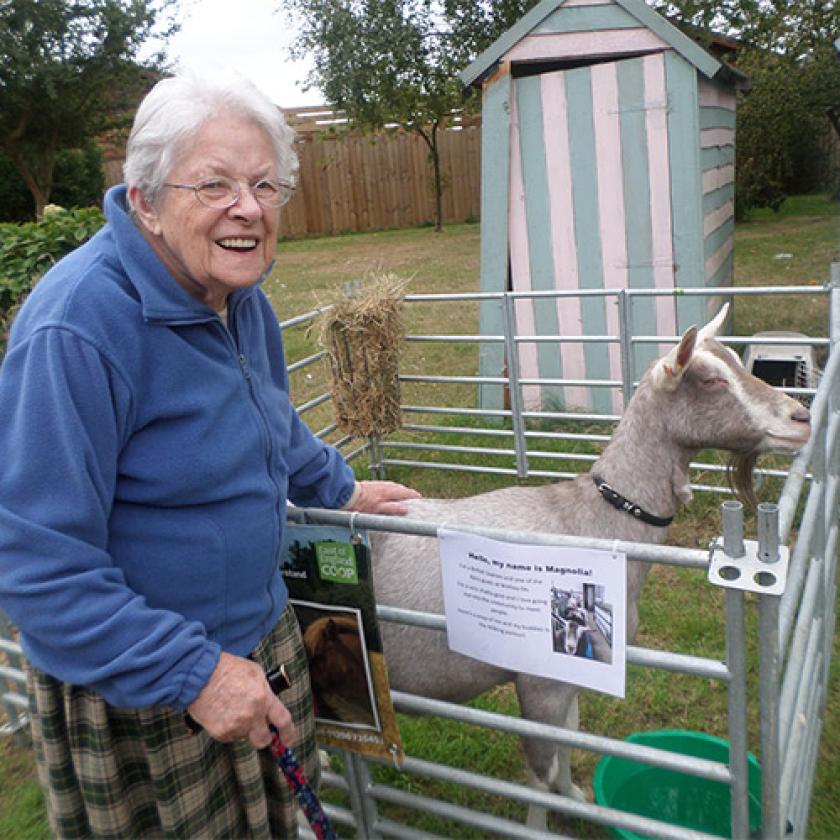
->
[[439, 529, 627, 697]]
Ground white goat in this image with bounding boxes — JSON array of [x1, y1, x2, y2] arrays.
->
[[370, 305, 811, 829]]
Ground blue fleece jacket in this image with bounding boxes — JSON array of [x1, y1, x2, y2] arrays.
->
[[0, 186, 356, 710]]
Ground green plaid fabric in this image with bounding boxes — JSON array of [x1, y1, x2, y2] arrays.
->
[[27, 604, 318, 839]]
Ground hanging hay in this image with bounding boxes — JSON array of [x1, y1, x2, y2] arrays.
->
[[318, 273, 409, 438]]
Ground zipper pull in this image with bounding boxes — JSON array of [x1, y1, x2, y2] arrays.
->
[[238, 353, 251, 380]]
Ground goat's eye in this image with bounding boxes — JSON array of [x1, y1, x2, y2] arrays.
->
[[701, 376, 729, 390]]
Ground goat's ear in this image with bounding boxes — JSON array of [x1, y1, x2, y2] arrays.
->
[[696, 302, 730, 344], [652, 325, 698, 391]]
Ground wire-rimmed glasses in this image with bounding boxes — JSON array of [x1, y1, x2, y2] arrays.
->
[[163, 175, 296, 209]]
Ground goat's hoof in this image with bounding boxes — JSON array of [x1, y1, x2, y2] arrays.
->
[[567, 782, 587, 802]]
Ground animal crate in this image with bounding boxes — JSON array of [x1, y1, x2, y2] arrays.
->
[[743, 332, 821, 401]]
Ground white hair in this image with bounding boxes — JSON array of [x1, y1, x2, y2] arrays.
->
[[123, 66, 298, 207]]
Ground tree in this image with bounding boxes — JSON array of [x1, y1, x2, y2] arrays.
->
[[0, 0, 176, 219], [288, 0, 538, 232], [651, 1, 840, 213]]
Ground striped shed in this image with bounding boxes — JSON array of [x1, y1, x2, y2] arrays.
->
[[462, 0, 747, 413]]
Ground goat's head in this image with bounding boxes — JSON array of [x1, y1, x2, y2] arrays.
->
[[648, 303, 811, 505]]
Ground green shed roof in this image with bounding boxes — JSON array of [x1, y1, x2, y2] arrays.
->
[[459, 0, 724, 87]]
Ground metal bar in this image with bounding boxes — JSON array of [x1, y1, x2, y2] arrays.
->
[[377, 601, 728, 678], [779, 485, 823, 648], [757, 504, 783, 839], [514, 335, 619, 344], [320, 768, 350, 793], [396, 424, 611, 443], [786, 693, 825, 839], [521, 409, 620, 423], [617, 290, 636, 408], [0, 638, 23, 657], [348, 751, 380, 839], [370, 783, 578, 840], [399, 374, 507, 385], [721, 500, 751, 840], [378, 456, 769, 495], [383, 441, 517, 458], [401, 404, 513, 418], [779, 559, 823, 749], [278, 306, 333, 330], [402, 285, 827, 303], [0, 665, 25, 684], [404, 334, 500, 343], [287, 350, 327, 372], [519, 377, 621, 388], [381, 458, 525, 478], [778, 348, 840, 539], [633, 335, 830, 348], [780, 626, 822, 805], [296, 392, 331, 414], [398, 423, 515, 438], [780, 665, 823, 836], [759, 592, 783, 840], [373, 818, 451, 840], [384, 442, 597, 466], [830, 271, 840, 342], [287, 507, 710, 567], [392, 690, 731, 783], [368, 755, 719, 840]]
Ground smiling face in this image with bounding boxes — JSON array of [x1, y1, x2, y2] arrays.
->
[[130, 114, 281, 311]]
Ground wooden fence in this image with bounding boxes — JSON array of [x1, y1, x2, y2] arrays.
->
[[102, 106, 483, 238], [281, 106, 482, 237]]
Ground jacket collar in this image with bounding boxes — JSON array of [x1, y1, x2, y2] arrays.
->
[[104, 185, 270, 325]]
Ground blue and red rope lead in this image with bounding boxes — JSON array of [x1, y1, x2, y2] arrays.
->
[[269, 726, 338, 840]]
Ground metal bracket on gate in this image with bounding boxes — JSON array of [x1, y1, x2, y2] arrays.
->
[[708, 538, 789, 596]]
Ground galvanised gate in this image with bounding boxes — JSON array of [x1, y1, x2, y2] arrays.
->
[[1, 281, 837, 839]]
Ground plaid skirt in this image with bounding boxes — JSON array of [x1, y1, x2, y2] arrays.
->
[[27, 604, 318, 839]]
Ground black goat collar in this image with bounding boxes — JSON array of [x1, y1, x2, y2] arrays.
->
[[592, 475, 674, 528]]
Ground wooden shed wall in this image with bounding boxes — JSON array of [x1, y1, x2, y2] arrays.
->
[[699, 78, 737, 293], [476, 0, 742, 414]]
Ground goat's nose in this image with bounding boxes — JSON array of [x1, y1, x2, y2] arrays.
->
[[792, 405, 810, 424]]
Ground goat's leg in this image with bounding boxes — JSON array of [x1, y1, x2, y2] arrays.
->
[[516, 676, 585, 831]]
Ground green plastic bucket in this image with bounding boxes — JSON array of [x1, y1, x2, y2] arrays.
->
[[593, 730, 762, 839]]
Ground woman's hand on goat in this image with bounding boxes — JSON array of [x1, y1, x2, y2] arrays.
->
[[186, 652, 295, 749], [344, 480, 421, 516]]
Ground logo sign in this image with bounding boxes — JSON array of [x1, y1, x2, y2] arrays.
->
[[315, 541, 359, 584]]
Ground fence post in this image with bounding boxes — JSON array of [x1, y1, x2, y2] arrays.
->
[[366, 434, 386, 480], [757, 502, 783, 840], [345, 751, 382, 839], [722, 501, 751, 840], [501, 293, 529, 479], [617, 290, 635, 409]]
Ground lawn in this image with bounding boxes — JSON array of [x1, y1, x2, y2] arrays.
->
[[1, 195, 837, 839]]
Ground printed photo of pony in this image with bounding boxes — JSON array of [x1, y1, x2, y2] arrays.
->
[[297, 604, 379, 729]]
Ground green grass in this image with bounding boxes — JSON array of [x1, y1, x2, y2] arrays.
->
[[1, 196, 838, 839]]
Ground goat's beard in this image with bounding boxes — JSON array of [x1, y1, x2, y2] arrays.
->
[[727, 450, 760, 510]]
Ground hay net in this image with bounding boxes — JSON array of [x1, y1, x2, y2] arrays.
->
[[318, 273, 408, 438]]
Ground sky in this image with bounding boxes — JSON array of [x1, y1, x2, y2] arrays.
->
[[161, 0, 323, 108]]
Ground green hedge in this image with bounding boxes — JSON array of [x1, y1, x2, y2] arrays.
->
[[0, 205, 105, 356]]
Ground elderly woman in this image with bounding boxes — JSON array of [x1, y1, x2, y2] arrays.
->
[[0, 69, 418, 838]]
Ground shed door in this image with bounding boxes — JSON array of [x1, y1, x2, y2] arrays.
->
[[509, 53, 678, 414]]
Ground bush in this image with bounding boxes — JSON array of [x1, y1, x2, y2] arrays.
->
[[51, 142, 106, 211], [0, 205, 105, 356], [0, 141, 105, 223], [735, 47, 840, 219]]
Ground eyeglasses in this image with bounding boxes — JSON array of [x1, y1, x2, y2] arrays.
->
[[163, 175, 296, 209]]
